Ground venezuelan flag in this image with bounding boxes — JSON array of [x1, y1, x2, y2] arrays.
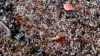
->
[[51, 33, 66, 42]]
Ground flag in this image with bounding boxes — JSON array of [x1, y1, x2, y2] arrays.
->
[[51, 32, 66, 43], [63, 2, 73, 11], [0, 21, 11, 36]]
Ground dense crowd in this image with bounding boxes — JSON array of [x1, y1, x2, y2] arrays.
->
[[0, 0, 100, 56]]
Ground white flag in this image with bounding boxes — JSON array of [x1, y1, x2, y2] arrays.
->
[[0, 21, 11, 36]]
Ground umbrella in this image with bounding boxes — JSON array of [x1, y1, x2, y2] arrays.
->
[[63, 3, 73, 11], [0, 21, 11, 36]]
